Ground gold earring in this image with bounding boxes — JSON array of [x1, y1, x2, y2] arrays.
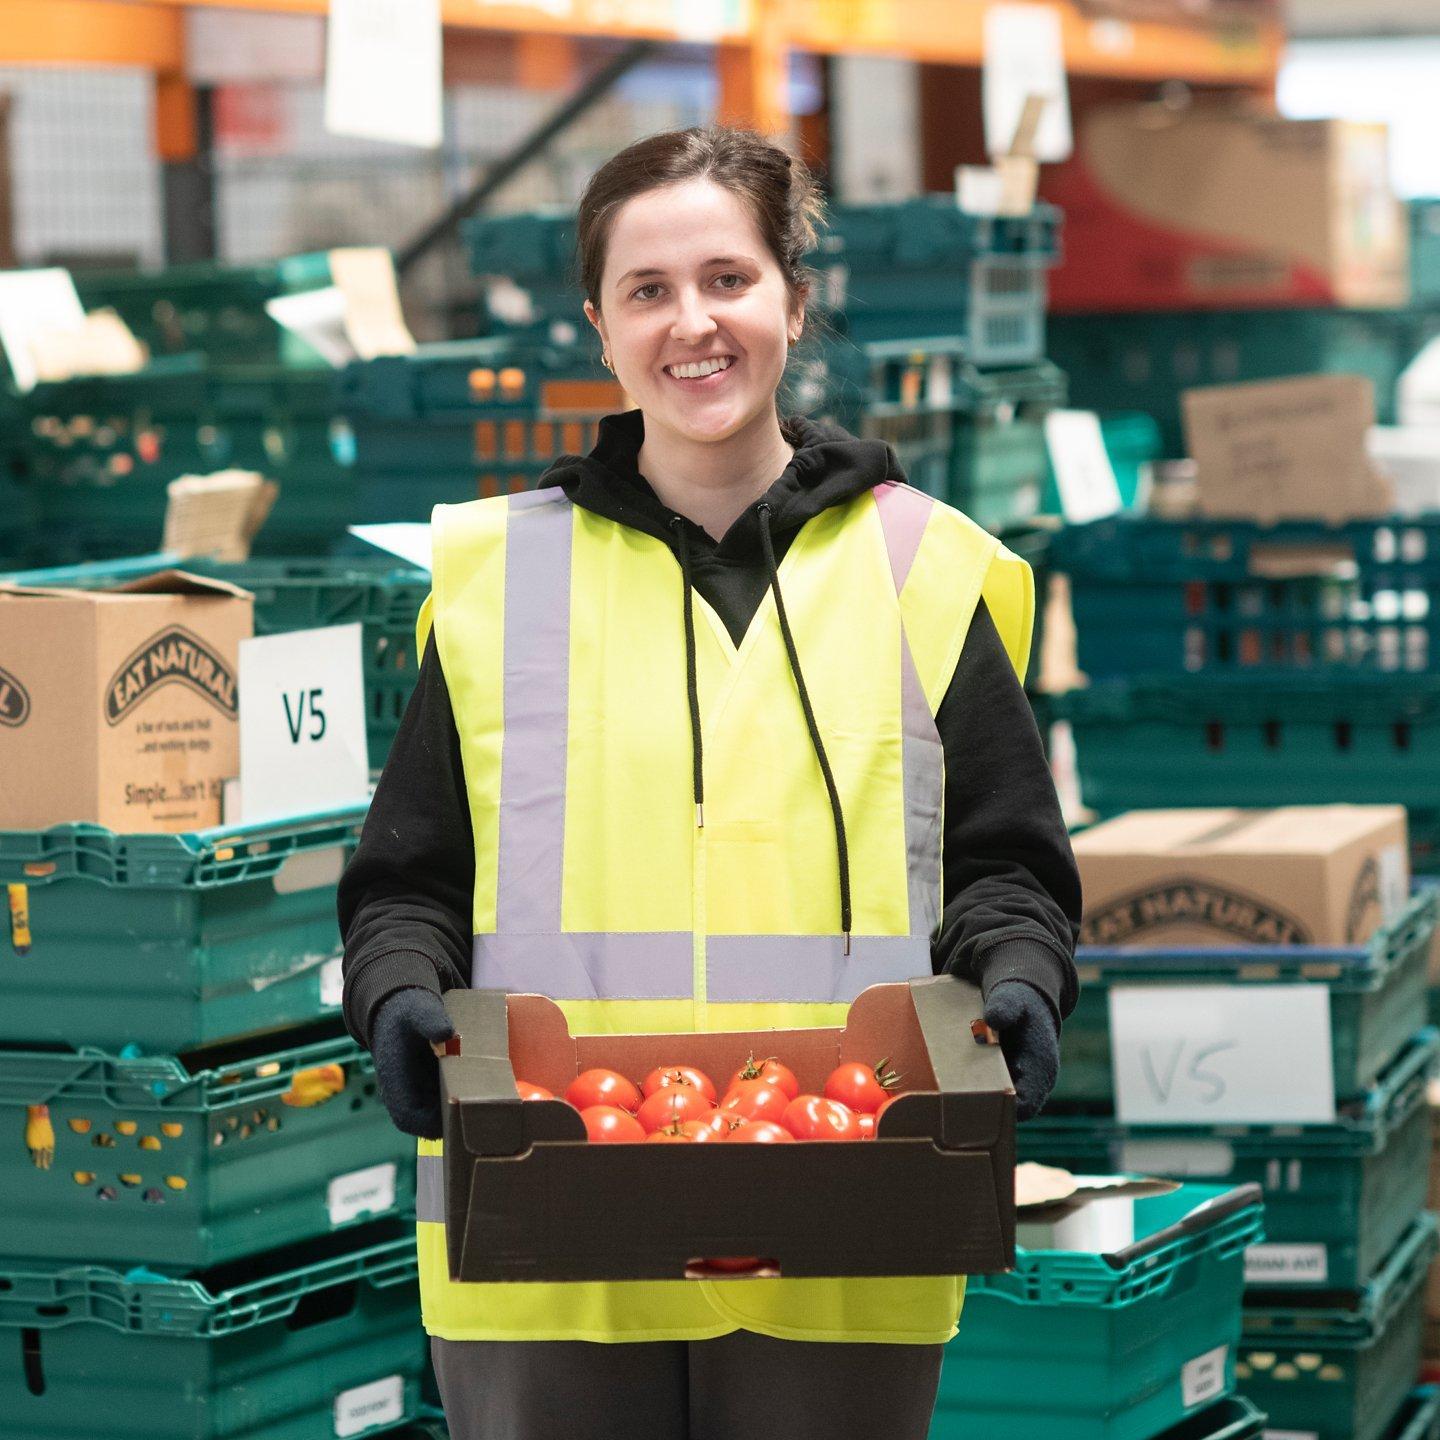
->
[[601, 352, 614, 372]]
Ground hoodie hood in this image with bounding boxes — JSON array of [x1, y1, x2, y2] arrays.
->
[[539, 407, 901, 557]]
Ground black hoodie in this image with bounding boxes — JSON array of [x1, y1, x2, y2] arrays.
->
[[339, 409, 1081, 1045]]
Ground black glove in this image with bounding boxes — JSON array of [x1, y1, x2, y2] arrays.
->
[[370, 987, 455, 1140], [983, 980, 1060, 1122]]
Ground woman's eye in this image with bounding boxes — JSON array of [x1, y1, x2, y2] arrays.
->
[[714, 273, 746, 290], [632, 283, 661, 301]]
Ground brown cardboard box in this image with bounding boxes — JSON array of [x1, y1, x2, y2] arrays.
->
[[438, 977, 1015, 1283], [1183, 374, 1394, 524], [1043, 103, 1407, 313], [0, 570, 252, 833], [1074, 806, 1409, 948]]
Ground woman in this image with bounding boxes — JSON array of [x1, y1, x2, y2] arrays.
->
[[340, 124, 1081, 1440]]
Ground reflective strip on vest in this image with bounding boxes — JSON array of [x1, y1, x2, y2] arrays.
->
[[417, 1151, 443, 1223], [495, 488, 573, 936], [473, 481, 943, 1001]]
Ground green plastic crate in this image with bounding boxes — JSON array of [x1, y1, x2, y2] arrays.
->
[[0, 805, 367, 1053], [334, 339, 621, 496], [1052, 514, 1440, 682], [1055, 678, 1440, 858], [22, 359, 351, 556], [1020, 1029, 1437, 1294], [1238, 1213, 1439, 1440], [1047, 308, 1440, 457], [0, 1023, 413, 1268], [0, 555, 429, 769], [1049, 887, 1434, 1110], [935, 1183, 1263, 1440], [74, 254, 335, 366], [1391, 1388, 1440, 1440], [1411, 201, 1440, 305], [0, 1219, 426, 1440]]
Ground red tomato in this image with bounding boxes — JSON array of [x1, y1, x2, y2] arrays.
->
[[514, 1079, 554, 1101], [641, 1065, 718, 1105], [703, 1111, 745, 1140], [580, 1106, 646, 1143], [723, 1119, 794, 1143], [566, 1068, 642, 1114], [636, 1087, 716, 1134], [701, 1256, 763, 1270], [727, 1054, 799, 1101], [873, 1091, 908, 1133], [780, 1094, 863, 1141], [856, 1114, 876, 1140], [719, 1079, 791, 1127], [645, 1118, 721, 1144], [823, 1057, 901, 1115]]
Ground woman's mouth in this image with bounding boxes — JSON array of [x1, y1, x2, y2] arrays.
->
[[663, 356, 735, 388]]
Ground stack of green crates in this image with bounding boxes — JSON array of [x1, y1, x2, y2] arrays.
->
[[74, 253, 335, 366], [805, 335, 1066, 533], [21, 356, 350, 561], [932, 1182, 1265, 1440], [1018, 887, 1440, 1439], [0, 553, 431, 771], [1047, 306, 1440, 458], [333, 336, 624, 515], [0, 806, 432, 1438], [1050, 512, 1440, 873]]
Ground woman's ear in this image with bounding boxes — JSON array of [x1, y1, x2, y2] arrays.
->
[[583, 299, 605, 346]]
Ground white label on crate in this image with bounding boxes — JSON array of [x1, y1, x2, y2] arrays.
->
[[273, 846, 346, 896], [1110, 984, 1335, 1125], [1181, 1345, 1227, 1409], [1379, 843, 1409, 922], [319, 957, 344, 1009], [1045, 410, 1123, 523], [1119, 1138, 1235, 1177], [239, 625, 369, 824], [328, 1162, 396, 1227], [334, 1375, 403, 1438], [1263, 1432, 1319, 1440], [1245, 1244, 1328, 1285]]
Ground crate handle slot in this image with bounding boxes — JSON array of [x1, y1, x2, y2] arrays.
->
[[21, 1328, 43, 1396]]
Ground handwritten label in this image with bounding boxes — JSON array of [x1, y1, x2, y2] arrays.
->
[[334, 1375, 403, 1438], [1245, 1245, 1328, 1285], [1110, 985, 1334, 1124], [328, 1162, 396, 1227], [1046, 410, 1123, 523], [1181, 1345, 1227, 1409], [238, 624, 369, 823]]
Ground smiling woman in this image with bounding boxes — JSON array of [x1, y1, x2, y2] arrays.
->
[[340, 121, 1081, 1440]]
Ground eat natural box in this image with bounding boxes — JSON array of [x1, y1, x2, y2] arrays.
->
[[1073, 806, 1410, 949], [1043, 103, 1407, 312], [438, 977, 1014, 1283], [0, 570, 251, 833]]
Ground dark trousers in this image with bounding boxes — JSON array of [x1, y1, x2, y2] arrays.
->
[[432, 1330, 945, 1440]]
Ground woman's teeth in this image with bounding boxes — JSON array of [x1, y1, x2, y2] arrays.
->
[[667, 357, 733, 379]]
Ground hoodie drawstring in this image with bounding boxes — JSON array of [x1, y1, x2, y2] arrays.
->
[[757, 504, 853, 956], [669, 516, 705, 829]]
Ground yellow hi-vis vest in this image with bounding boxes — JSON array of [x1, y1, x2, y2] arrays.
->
[[414, 477, 1033, 1344]]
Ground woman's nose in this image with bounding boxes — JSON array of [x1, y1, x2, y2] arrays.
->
[[670, 288, 718, 343]]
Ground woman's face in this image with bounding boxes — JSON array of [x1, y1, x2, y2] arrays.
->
[[585, 177, 801, 447]]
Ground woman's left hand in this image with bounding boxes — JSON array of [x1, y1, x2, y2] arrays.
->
[[982, 981, 1060, 1121]]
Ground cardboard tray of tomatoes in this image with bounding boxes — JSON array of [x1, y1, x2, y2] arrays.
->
[[437, 974, 1016, 1283]]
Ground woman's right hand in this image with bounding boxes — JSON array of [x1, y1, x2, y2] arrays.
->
[[370, 987, 456, 1139]]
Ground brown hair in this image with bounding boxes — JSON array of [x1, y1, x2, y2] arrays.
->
[[576, 125, 826, 318]]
